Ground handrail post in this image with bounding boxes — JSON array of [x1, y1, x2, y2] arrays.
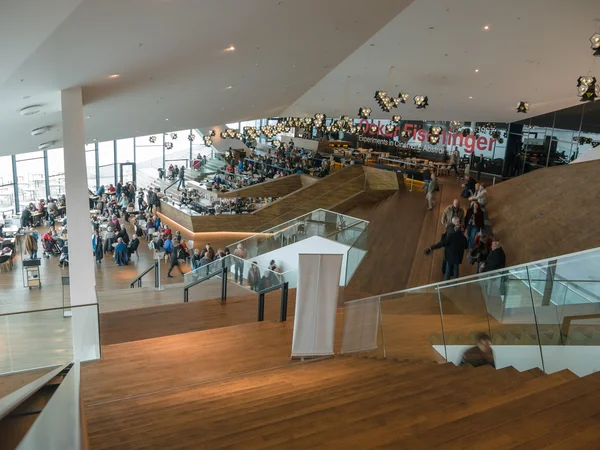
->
[[155, 260, 164, 291], [258, 293, 265, 322], [221, 267, 228, 303], [184, 288, 188, 303], [280, 282, 289, 322]]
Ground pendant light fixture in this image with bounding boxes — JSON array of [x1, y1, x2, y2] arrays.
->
[[577, 76, 599, 102], [516, 101, 530, 113]]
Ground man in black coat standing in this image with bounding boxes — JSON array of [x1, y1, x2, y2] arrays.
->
[[427, 219, 468, 281], [480, 240, 506, 273]]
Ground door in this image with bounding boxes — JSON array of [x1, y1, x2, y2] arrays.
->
[[119, 163, 136, 186]]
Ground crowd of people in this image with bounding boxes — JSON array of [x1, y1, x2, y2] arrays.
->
[[424, 191, 505, 281], [188, 241, 284, 291], [19, 195, 67, 230]]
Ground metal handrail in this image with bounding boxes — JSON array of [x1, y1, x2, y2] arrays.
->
[[0, 363, 68, 422], [163, 179, 180, 196], [16, 362, 88, 450], [130, 261, 159, 288], [183, 266, 228, 303], [257, 282, 289, 322]]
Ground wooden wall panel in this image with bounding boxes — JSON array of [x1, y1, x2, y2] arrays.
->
[[159, 166, 400, 234], [219, 175, 304, 199], [364, 166, 400, 191]]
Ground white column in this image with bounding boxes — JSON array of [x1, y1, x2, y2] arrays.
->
[[61, 87, 100, 361]]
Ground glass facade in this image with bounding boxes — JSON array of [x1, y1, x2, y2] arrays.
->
[[1, 129, 198, 213]]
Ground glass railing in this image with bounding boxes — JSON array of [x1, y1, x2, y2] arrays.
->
[[340, 247, 600, 377], [184, 254, 290, 292], [228, 208, 369, 261], [0, 303, 100, 375]]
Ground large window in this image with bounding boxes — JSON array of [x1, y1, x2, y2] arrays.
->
[[16, 151, 46, 206], [46, 148, 65, 197], [98, 141, 115, 188], [86, 144, 97, 191], [135, 134, 164, 183], [0, 155, 16, 214], [165, 130, 191, 169]]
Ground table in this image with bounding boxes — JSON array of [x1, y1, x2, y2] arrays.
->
[[3, 226, 20, 237], [31, 211, 44, 227]]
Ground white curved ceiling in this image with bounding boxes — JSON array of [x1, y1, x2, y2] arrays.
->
[[285, 0, 600, 124], [0, 0, 412, 156], [1, 0, 599, 157]]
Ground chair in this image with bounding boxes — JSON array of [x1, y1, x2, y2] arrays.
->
[[0, 254, 11, 273]]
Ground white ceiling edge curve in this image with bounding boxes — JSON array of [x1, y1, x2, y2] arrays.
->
[[284, 0, 600, 125], [0, 0, 414, 158]]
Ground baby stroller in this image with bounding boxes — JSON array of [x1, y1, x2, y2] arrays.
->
[[42, 237, 61, 258]]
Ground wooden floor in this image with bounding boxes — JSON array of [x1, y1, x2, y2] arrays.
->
[[340, 189, 426, 298], [83, 346, 600, 449], [99, 288, 296, 345], [0, 221, 245, 315]]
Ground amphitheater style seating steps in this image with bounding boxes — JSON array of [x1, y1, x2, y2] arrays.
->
[[85, 353, 600, 449]]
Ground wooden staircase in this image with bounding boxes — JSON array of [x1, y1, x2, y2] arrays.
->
[[83, 350, 600, 449]]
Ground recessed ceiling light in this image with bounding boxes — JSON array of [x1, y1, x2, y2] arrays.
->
[[93, 138, 97, 141], [165, 118, 169, 121], [31, 126, 52, 136], [108, 74, 120, 79], [19, 105, 42, 116], [85, 115, 92, 119], [225, 45, 235, 52], [38, 141, 55, 150], [469, 96, 473, 99], [483, 25, 490, 30], [225, 85, 233, 89], [475, 69, 479, 72]]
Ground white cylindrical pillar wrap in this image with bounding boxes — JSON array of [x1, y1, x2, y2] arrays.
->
[[61, 87, 100, 361]]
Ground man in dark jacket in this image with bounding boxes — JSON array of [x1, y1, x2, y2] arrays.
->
[[177, 165, 186, 190], [481, 241, 506, 273], [167, 240, 184, 278], [428, 221, 468, 281]]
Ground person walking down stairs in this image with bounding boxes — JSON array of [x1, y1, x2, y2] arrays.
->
[[426, 173, 438, 211]]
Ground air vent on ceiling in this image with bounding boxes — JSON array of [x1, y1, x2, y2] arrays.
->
[[20, 105, 42, 116], [31, 126, 52, 136], [38, 141, 55, 150]]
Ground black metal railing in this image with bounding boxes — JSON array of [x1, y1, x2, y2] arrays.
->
[[130, 261, 159, 288], [163, 178, 180, 196], [183, 267, 229, 303], [257, 282, 289, 322]]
